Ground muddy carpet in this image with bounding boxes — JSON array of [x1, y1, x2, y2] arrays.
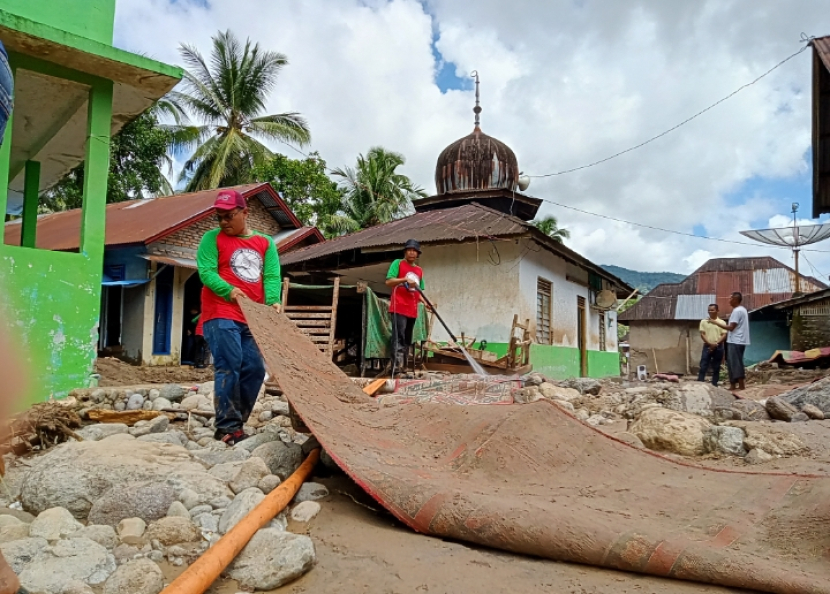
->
[[241, 301, 830, 594]]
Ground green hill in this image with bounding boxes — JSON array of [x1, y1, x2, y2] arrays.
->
[[601, 264, 685, 294]]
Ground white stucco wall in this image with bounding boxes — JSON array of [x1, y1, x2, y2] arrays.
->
[[417, 238, 617, 352], [419, 240, 524, 343], [517, 240, 618, 352]]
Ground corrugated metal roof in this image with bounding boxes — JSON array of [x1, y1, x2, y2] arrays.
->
[[619, 256, 828, 322], [281, 202, 633, 292], [141, 254, 196, 269], [281, 202, 527, 264], [2, 183, 304, 251], [675, 294, 716, 320]]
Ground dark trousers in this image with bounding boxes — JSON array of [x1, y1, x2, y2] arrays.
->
[[192, 335, 208, 367], [203, 318, 266, 433], [726, 343, 746, 384], [697, 344, 724, 386], [391, 313, 416, 371]]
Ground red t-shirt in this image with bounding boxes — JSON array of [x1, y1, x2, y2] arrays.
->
[[197, 229, 281, 325], [386, 259, 424, 318]]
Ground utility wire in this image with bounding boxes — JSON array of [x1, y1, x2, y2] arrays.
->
[[528, 36, 815, 178], [539, 197, 830, 253]]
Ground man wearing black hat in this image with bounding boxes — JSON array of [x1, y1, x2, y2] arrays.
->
[[385, 239, 426, 373]]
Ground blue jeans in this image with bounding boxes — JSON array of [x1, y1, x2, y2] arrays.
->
[[0, 41, 13, 144], [697, 344, 724, 386], [203, 318, 266, 433]]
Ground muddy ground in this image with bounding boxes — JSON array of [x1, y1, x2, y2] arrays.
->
[[160, 473, 756, 594], [95, 357, 214, 387]]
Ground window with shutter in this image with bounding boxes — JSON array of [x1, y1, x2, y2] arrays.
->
[[536, 278, 552, 345]]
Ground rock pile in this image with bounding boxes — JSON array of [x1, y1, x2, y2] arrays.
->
[[0, 380, 323, 593], [516, 374, 820, 464]]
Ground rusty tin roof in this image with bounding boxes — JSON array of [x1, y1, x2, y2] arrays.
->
[[3, 183, 311, 251], [619, 256, 827, 322], [281, 202, 632, 293]]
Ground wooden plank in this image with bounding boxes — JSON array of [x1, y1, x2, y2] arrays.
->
[[328, 276, 340, 355], [286, 313, 332, 319], [308, 336, 331, 343], [298, 329, 331, 336], [289, 320, 330, 327], [281, 278, 290, 308], [284, 305, 332, 312], [362, 378, 387, 396]]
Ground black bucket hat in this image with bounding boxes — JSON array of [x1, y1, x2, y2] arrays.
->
[[403, 239, 421, 254]]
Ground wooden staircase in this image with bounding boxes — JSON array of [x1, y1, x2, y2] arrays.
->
[[281, 277, 340, 358]]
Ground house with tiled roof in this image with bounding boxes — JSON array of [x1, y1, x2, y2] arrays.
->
[[5, 183, 323, 365]]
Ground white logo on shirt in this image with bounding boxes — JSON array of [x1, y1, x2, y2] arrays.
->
[[230, 248, 263, 283]]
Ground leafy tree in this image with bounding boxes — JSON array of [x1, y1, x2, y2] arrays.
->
[[172, 30, 311, 191], [531, 215, 570, 243], [41, 110, 175, 212], [331, 147, 426, 231], [253, 152, 351, 238]]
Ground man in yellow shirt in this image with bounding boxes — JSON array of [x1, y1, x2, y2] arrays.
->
[[698, 303, 727, 386]]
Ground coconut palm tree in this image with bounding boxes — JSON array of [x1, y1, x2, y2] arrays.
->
[[171, 30, 311, 191], [532, 215, 570, 243], [331, 147, 426, 232]]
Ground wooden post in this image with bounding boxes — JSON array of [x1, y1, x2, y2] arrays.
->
[[280, 278, 290, 311], [327, 277, 340, 357]]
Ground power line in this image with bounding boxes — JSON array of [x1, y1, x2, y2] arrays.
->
[[528, 36, 815, 178], [538, 196, 830, 253]]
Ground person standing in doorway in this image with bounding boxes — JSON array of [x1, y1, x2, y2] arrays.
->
[[385, 239, 427, 375], [697, 303, 727, 386], [708, 292, 750, 391], [197, 189, 282, 445]]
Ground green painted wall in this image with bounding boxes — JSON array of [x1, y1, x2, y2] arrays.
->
[[587, 350, 621, 379], [473, 342, 621, 379], [0, 249, 102, 403], [2, 0, 114, 44], [0, 73, 112, 407]]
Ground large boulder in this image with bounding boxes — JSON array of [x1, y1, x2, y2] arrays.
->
[[20, 437, 204, 519], [219, 488, 264, 534], [556, 378, 602, 395], [18, 537, 116, 593], [229, 457, 271, 495], [0, 537, 49, 574], [226, 528, 315, 590], [629, 407, 712, 456], [661, 383, 735, 418], [738, 423, 809, 457], [146, 517, 201, 546], [704, 426, 747, 457], [251, 441, 303, 479], [102, 558, 164, 594], [29, 507, 83, 541], [75, 424, 129, 442], [730, 399, 770, 421], [538, 383, 580, 402], [779, 376, 830, 413], [88, 482, 178, 527], [766, 396, 799, 422]]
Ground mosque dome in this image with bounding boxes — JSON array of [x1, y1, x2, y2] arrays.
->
[[434, 125, 520, 195]]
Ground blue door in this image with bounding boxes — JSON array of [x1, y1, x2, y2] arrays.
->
[[153, 266, 174, 355]]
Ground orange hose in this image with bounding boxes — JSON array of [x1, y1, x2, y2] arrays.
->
[[160, 448, 320, 594]]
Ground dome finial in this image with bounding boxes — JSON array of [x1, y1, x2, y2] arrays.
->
[[471, 70, 481, 128]]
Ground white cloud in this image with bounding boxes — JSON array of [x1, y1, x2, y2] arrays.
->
[[114, 0, 830, 276]]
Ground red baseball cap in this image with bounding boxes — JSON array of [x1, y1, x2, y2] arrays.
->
[[213, 189, 246, 211]]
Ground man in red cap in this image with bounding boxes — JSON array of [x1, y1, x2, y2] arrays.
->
[[197, 189, 282, 445]]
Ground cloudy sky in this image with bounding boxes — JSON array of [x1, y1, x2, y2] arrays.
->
[[114, 0, 830, 277]]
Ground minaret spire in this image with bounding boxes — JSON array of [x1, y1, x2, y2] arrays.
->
[[471, 70, 481, 128]]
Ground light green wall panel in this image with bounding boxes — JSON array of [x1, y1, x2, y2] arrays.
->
[[587, 351, 621, 379], [2, 0, 115, 44]]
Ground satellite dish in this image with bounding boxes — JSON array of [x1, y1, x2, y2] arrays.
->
[[517, 173, 530, 191], [595, 290, 617, 309]]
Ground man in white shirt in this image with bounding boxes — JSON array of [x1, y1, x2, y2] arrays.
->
[[708, 292, 750, 391]]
